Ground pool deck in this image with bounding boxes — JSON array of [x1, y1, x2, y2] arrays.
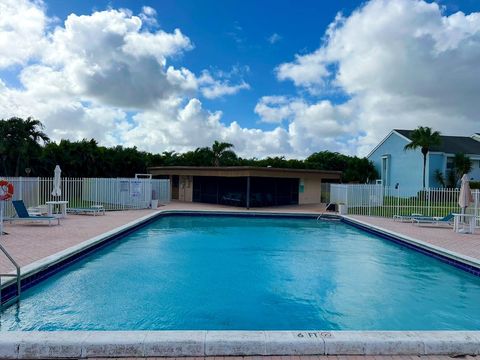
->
[[1, 202, 480, 358], [348, 215, 480, 262]]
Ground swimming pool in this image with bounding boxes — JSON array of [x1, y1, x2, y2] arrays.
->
[[0, 214, 479, 331]]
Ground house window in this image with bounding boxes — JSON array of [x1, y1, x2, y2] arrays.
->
[[446, 157, 454, 171]]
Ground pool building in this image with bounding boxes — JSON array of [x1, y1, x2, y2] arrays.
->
[[148, 166, 341, 207]]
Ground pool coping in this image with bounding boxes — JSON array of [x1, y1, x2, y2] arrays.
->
[[0, 330, 480, 358], [1, 210, 480, 357]]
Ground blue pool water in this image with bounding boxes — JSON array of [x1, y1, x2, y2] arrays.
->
[[1, 215, 479, 331]]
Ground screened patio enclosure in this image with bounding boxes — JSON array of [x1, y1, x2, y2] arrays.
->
[[148, 166, 342, 207], [192, 176, 299, 207]]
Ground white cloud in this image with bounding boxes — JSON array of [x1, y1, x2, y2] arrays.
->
[[254, 95, 358, 154], [254, 96, 298, 123], [40, 9, 196, 109], [139, 6, 158, 27], [198, 70, 250, 99], [276, 49, 329, 91], [275, 0, 480, 155], [123, 98, 292, 157], [0, 0, 47, 68], [268, 33, 282, 44]]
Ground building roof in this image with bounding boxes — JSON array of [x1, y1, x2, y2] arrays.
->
[[148, 166, 342, 179], [394, 129, 480, 154]]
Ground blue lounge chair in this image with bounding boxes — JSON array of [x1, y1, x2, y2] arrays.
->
[[393, 213, 428, 222], [412, 213, 454, 227], [9, 200, 60, 226]]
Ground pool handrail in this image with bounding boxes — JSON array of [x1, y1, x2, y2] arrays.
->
[[0, 242, 21, 309]]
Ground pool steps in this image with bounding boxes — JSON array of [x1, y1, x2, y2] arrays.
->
[[0, 331, 479, 357]]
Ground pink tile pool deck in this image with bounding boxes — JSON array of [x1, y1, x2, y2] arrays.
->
[[0, 209, 157, 273], [348, 215, 480, 262]]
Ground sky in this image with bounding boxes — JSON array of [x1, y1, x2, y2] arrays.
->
[[1, 0, 480, 158]]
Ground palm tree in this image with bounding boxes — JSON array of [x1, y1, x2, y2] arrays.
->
[[211, 141, 235, 167], [0, 117, 49, 176], [404, 126, 441, 188], [451, 153, 472, 186]]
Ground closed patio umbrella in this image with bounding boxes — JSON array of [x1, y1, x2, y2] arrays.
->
[[458, 174, 473, 216], [51, 165, 62, 197]]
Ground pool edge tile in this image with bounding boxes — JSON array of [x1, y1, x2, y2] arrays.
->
[[205, 331, 266, 356], [143, 330, 205, 357], [81, 331, 147, 358], [0, 332, 21, 359], [264, 331, 325, 355], [17, 331, 89, 359], [324, 331, 425, 355], [420, 331, 480, 355]]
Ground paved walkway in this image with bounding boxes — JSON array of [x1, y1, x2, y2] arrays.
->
[[0, 209, 156, 273], [350, 215, 480, 261]]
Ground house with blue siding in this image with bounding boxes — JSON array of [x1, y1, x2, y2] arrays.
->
[[367, 129, 480, 191]]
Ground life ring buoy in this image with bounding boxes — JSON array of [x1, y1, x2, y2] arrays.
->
[[0, 180, 14, 201]]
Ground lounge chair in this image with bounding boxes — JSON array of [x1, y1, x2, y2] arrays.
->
[[412, 213, 454, 227], [393, 213, 427, 222], [9, 200, 60, 226], [67, 206, 105, 216]]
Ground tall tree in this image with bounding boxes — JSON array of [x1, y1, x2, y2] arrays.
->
[[211, 141, 236, 166], [451, 153, 472, 186], [404, 126, 441, 188], [0, 117, 49, 176]]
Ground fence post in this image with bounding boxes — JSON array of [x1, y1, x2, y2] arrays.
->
[[475, 190, 479, 228], [427, 188, 431, 217], [95, 178, 98, 206], [396, 185, 400, 217], [368, 185, 371, 216], [18, 177, 23, 201]]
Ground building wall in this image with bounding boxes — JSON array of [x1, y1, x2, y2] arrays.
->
[[298, 177, 322, 204], [368, 132, 423, 192], [178, 175, 193, 202]]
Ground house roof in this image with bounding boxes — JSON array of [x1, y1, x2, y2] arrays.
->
[[394, 129, 480, 154], [148, 166, 342, 179]]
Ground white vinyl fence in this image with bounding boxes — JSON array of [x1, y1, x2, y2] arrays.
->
[[1, 177, 170, 218], [328, 183, 479, 219]]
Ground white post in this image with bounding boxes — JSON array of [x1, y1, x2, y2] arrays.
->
[[475, 190, 479, 228], [19, 177, 23, 201], [368, 185, 372, 216], [427, 188, 431, 217], [396, 185, 400, 216]]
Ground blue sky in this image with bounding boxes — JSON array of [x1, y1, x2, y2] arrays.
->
[[1, 0, 480, 157]]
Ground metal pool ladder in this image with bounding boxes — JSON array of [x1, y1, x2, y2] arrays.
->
[[316, 213, 342, 221], [0, 243, 21, 309]]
